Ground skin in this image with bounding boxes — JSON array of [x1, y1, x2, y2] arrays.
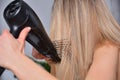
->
[[32, 41, 119, 80], [0, 27, 57, 80], [32, 48, 48, 60], [0, 27, 118, 80], [32, 48, 56, 76], [85, 41, 119, 80], [118, 49, 120, 80]]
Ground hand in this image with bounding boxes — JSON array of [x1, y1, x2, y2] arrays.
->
[[0, 27, 31, 69], [32, 48, 54, 64], [32, 48, 47, 59], [32, 48, 56, 75]]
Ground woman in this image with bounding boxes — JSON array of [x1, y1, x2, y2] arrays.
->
[[0, 0, 119, 80]]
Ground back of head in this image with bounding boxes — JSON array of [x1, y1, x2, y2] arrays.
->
[[50, 0, 120, 80]]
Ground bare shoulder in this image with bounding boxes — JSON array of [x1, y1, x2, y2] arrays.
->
[[94, 40, 119, 57], [118, 49, 120, 80], [93, 40, 119, 64], [86, 41, 119, 80], [95, 40, 118, 50]]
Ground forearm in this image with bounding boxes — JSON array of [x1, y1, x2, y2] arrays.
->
[[9, 54, 57, 80]]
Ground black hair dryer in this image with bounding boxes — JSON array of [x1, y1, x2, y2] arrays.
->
[[0, 0, 61, 76]]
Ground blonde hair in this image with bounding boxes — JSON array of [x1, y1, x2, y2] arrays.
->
[[50, 0, 120, 80]]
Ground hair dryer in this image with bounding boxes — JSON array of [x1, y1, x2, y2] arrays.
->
[[0, 0, 61, 76]]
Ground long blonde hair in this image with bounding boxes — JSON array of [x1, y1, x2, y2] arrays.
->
[[50, 0, 120, 80]]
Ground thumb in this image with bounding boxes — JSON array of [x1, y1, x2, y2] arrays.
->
[[18, 27, 31, 51]]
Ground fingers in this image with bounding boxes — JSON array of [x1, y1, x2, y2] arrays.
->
[[18, 27, 31, 52], [32, 48, 53, 64], [1, 29, 11, 36], [2, 29, 9, 34], [1, 27, 31, 41], [32, 48, 46, 59], [18, 27, 31, 47], [0, 29, 14, 40], [1, 27, 31, 45], [18, 27, 31, 42]]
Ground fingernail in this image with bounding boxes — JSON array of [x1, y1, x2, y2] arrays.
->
[[27, 27, 31, 30]]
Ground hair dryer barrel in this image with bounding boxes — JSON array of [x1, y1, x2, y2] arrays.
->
[[3, 0, 61, 63]]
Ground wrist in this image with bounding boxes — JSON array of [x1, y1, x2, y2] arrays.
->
[[9, 54, 57, 80], [8, 53, 27, 71], [9, 54, 35, 80], [4, 53, 25, 70]]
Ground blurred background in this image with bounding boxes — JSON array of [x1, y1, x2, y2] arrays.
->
[[0, 0, 120, 80], [106, 0, 120, 23]]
